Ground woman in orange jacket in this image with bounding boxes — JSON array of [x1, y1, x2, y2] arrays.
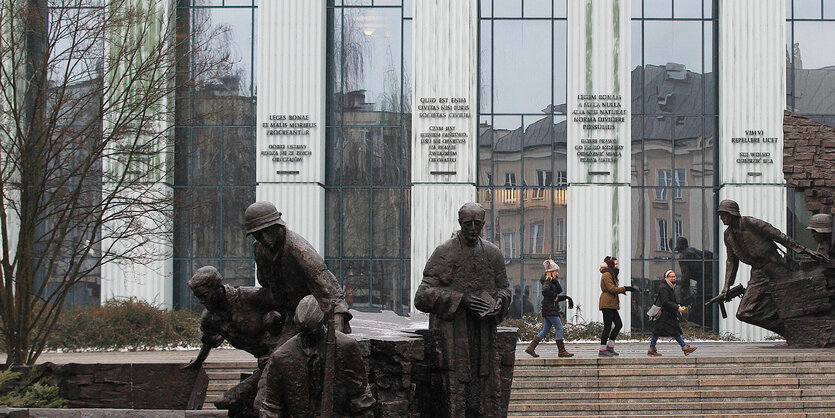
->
[[598, 256, 637, 357]]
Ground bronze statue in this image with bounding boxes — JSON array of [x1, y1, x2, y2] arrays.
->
[[717, 199, 827, 335], [183, 266, 282, 417], [414, 202, 512, 417], [245, 201, 351, 340], [807, 213, 834, 260], [258, 295, 375, 417]]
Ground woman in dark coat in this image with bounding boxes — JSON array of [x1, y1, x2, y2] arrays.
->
[[525, 260, 573, 358], [648, 270, 697, 356]]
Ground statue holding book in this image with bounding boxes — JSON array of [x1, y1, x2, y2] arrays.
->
[[414, 202, 512, 417]]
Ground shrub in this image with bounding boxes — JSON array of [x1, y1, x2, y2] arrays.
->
[[0, 368, 66, 408], [45, 298, 202, 351], [501, 313, 734, 342]]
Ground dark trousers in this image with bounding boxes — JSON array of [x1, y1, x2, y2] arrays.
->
[[600, 308, 622, 345]]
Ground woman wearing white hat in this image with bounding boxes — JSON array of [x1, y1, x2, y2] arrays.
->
[[525, 259, 574, 358]]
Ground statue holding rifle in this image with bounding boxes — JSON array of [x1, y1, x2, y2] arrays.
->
[[709, 200, 831, 343], [258, 295, 375, 417]]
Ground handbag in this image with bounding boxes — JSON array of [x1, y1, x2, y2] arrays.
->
[[646, 294, 661, 321]]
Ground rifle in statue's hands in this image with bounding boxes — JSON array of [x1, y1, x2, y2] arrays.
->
[[319, 303, 336, 418], [705, 284, 745, 319]]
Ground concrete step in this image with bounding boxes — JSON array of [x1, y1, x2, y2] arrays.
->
[[508, 400, 835, 414], [510, 388, 825, 402], [203, 371, 248, 380], [509, 400, 835, 413], [508, 413, 831, 417], [203, 362, 257, 369]]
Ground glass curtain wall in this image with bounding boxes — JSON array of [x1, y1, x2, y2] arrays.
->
[[630, 0, 719, 333], [786, 0, 835, 129], [478, 0, 568, 319], [325, 0, 412, 314], [42, 1, 106, 308], [174, 0, 257, 309], [786, 0, 835, 245]]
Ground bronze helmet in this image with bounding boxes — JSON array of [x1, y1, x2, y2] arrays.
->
[[807, 213, 833, 234], [717, 200, 741, 218], [244, 201, 286, 235]]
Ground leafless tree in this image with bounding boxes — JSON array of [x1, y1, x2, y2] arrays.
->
[[0, 0, 232, 365]]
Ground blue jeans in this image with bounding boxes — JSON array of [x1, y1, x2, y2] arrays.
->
[[537, 316, 564, 340], [650, 333, 686, 348]]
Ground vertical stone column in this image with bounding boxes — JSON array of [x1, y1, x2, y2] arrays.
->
[[718, 0, 786, 341], [410, 0, 479, 311], [566, 0, 632, 327], [255, 0, 327, 253]]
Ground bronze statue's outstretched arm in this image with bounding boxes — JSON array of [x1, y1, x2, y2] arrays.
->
[[747, 217, 806, 253]]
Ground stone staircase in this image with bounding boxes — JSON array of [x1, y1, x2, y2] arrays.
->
[[202, 354, 835, 416], [509, 355, 835, 416], [202, 361, 258, 411]]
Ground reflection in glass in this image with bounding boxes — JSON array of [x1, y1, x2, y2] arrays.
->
[[479, 4, 568, 273], [642, 21, 704, 114], [553, 21, 567, 112], [326, 4, 411, 313], [192, 189, 221, 259], [644, 0, 672, 18], [673, 0, 703, 18], [794, 0, 823, 19], [372, 189, 402, 258], [325, 190, 342, 258], [372, 260, 399, 310], [342, 189, 371, 258], [790, 22, 835, 120], [524, 0, 552, 18], [494, 0, 521, 17], [222, 187, 255, 257], [493, 20, 552, 113], [331, 8, 403, 125], [630, 1, 718, 332], [174, 4, 257, 309]]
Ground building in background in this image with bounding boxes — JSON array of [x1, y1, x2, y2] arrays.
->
[[35, 0, 835, 341]]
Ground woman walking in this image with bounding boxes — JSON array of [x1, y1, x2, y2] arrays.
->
[[647, 270, 697, 356], [598, 256, 636, 357], [525, 260, 574, 358]]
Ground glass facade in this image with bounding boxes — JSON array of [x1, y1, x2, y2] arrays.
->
[[325, 1, 412, 313], [173, 0, 258, 310], [478, 0, 569, 318], [787, 0, 835, 129], [630, 0, 719, 333]]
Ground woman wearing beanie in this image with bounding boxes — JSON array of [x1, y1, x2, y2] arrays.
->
[[525, 259, 574, 358], [647, 270, 697, 356], [598, 256, 637, 357]]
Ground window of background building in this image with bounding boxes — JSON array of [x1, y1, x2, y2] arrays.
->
[[325, 0, 411, 314], [631, 0, 719, 333], [787, 0, 835, 129], [479, 0, 568, 317], [173, 0, 257, 310]]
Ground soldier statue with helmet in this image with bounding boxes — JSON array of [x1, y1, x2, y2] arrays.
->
[[716, 199, 828, 335], [807, 213, 834, 261], [243, 201, 351, 341]]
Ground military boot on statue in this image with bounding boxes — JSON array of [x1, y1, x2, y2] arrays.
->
[[525, 335, 541, 357]]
